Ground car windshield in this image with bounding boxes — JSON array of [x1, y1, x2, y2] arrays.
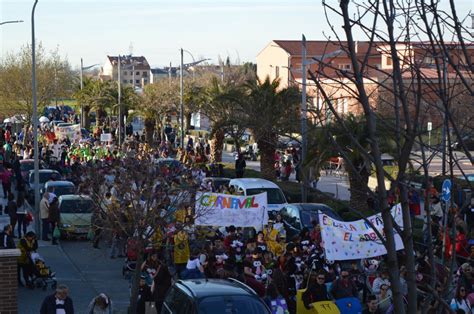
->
[[247, 188, 286, 204], [299, 206, 342, 227], [198, 296, 269, 314], [21, 163, 34, 172], [60, 199, 94, 213], [30, 172, 58, 184], [52, 186, 76, 197]]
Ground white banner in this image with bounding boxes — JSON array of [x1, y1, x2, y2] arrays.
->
[[54, 124, 81, 142], [195, 192, 268, 227], [320, 204, 404, 261]]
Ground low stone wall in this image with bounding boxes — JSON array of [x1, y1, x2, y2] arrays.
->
[[0, 249, 21, 314]]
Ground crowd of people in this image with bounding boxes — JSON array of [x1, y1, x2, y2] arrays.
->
[[0, 119, 472, 314]]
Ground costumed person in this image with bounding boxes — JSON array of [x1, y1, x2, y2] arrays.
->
[[173, 228, 190, 278], [263, 220, 282, 256]]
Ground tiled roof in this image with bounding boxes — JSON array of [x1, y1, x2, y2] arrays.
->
[[273, 40, 384, 57], [107, 55, 150, 69]]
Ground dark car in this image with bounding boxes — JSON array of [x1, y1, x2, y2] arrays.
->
[[161, 279, 271, 314], [278, 203, 342, 239]]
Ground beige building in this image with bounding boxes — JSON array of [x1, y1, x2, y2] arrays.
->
[[99, 55, 151, 88], [256, 40, 473, 124]]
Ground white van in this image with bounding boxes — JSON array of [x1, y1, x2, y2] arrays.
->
[[228, 178, 288, 213]]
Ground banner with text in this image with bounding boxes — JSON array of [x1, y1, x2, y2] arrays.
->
[[54, 124, 82, 142], [320, 204, 404, 261], [195, 192, 268, 227]]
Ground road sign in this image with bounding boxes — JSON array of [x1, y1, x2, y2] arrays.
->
[[427, 122, 432, 131], [441, 179, 452, 202]]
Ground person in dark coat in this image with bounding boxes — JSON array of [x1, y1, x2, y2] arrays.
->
[[331, 269, 358, 300], [0, 224, 15, 249], [235, 154, 246, 178], [137, 275, 152, 314], [48, 197, 60, 245], [151, 259, 172, 313], [40, 284, 74, 314], [302, 272, 330, 309]]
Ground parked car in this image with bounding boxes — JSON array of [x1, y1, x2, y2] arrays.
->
[[161, 279, 271, 314], [41, 180, 76, 198], [228, 178, 288, 212], [19, 159, 46, 182], [202, 177, 231, 191], [278, 203, 342, 240], [27, 169, 61, 203], [58, 195, 94, 238]]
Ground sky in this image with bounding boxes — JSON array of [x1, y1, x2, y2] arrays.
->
[[0, 0, 472, 70]]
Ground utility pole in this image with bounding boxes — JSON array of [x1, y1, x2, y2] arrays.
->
[[441, 57, 448, 176], [301, 34, 308, 202], [31, 0, 40, 235], [80, 58, 84, 127], [118, 55, 122, 145], [180, 49, 184, 148]]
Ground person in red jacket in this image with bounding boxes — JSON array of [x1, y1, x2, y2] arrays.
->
[[453, 225, 469, 265]]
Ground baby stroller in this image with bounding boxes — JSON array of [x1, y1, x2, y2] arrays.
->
[[122, 238, 139, 279], [30, 253, 57, 290]]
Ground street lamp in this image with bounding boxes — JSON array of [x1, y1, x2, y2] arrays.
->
[[31, 0, 40, 235], [300, 36, 342, 201], [0, 20, 24, 26], [80, 58, 99, 128]]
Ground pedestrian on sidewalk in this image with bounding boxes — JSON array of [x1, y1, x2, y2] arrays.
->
[[18, 231, 38, 288], [6, 193, 17, 236], [87, 293, 113, 314], [40, 192, 50, 241], [16, 192, 28, 238], [49, 197, 60, 245], [0, 166, 12, 199], [40, 284, 74, 314], [0, 224, 15, 249]]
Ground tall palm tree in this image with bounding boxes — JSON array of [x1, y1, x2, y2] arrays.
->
[[237, 77, 300, 180]]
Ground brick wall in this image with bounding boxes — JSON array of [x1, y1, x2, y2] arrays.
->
[[0, 249, 21, 314]]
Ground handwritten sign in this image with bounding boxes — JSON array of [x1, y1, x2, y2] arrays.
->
[[100, 133, 112, 142], [54, 124, 81, 142], [194, 192, 268, 227], [319, 204, 404, 261]]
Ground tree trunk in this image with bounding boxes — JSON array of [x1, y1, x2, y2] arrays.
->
[[258, 138, 276, 180], [347, 166, 370, 212], [144, 117, 155, 145], [83, 106, 91, 130], [185, 112, 192, 134], [210, 129, 224, 163], [129, 240, 144, 314]]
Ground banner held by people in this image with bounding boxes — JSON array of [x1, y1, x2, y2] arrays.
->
[[194, 192, 268, 227], [319, 204, 404, 261], [54, 124, 82, 142]]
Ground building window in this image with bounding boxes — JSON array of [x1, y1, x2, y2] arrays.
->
[[387, 57, 392, 66], [275, 66, 280, 78], [123, 80, 128, 84], [144, 79, 148, 84], [123, 71, 128, 75], [343, 98, 348, 114], [129, 79, 133, 83], [142, 71, 148, 77], [337, 64, 352, 70], [135, 79, 140, 84], [136, 71, 140, 75]]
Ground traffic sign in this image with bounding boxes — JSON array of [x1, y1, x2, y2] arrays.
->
[[427, 122, 432, 131], [441, 179, 452, 202]]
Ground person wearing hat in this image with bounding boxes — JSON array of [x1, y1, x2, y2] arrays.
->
[[87, 293, 113, 314]]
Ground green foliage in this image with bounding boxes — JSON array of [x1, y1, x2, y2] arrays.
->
[[0, 43, 74, 120]]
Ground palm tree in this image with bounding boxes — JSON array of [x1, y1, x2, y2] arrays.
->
[[237, 77, 300, 180]]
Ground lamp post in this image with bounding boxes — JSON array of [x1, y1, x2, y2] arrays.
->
[[301, 35, 308, 202], [0, 20, 24, 26], [31, 0, 40, 235], [180, 49, 184, 148]]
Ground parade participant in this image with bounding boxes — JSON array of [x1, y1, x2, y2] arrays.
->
[[173, 227, 190, 278], [302, 272, 330, 309], [151, 259, 172, 313]]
